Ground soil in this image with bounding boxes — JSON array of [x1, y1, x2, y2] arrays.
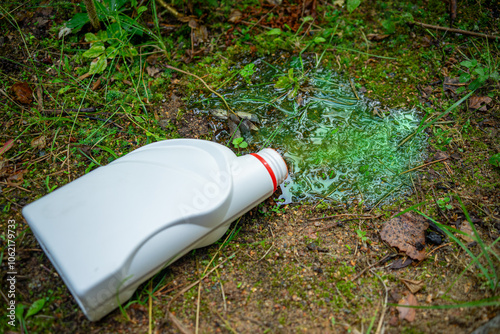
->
[[1, 1, 499, 334]]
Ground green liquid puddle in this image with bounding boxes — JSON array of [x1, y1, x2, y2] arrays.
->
[[193, 56, 427, 207]]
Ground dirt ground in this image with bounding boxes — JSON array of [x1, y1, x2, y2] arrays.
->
[[1, 0, 499, 333]]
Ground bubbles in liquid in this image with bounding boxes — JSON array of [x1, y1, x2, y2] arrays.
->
[[193, 56, 427, 207]]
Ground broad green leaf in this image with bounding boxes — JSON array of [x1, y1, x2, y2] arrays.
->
[[382, 19, 396, 34], [84, 32, 99, 43], [490, 71, 499, 80], [26, 299, 45, 318], [66, 13, 89, 31], [468, 78, 482, 90], [267, 28, 282, 36], [474, 67, 485, 76], [97, 30, 109, 41], [137, 5, 147, 15], [240, 63, 255, 78], [239, 141, 248, 148], [347, 0, 362, 13], [109, 0, 128, 12], [83, 45, 105, 58], [313, 36, 326, 44], [489, 153, 500, 167], [302, 16, 314, 22], [275, 76, 291, 89], [105, 46, 119, 59], [459, 72, 470, 83], [461, 59, 477, 68], [15, 304, 25, 322], [88, 56, 107, 74], [121, 46, 138, 57], [58, 85, 73, 94]]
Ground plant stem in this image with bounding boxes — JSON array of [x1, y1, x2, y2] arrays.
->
[[165, 65, 235, 115], [83, 0, 100, 30], [410, 21, 500, 40]]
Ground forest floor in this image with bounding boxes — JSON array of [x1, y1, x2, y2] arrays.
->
[[0, 1, 499, 333]]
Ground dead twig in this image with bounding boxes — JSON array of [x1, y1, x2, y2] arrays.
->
[[310, 214, 382, 221], [410, 21, 500, 40], [247, 5, 279, 32], [399, 157, 448, 175], [370, 269, 388, 334], [258, 224, 276, 261], [166, 65, 235, 115], [156, 0, 182, 19], [349, 78, 359, 100], [426, 242, 453, 258], [148, 281, 153, 334], [240, 20, 273, 30], [351, 253, 396, 281], [195, 277, 202, 334], [161, 252, 237, 333], [42, 107, 99, 115], [315, 221, 342, 233]]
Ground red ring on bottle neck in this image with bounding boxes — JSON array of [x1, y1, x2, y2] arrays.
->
[[250, 153, 277, 192]]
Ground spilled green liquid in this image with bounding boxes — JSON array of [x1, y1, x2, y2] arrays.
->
[[193, 57, 427, 207]]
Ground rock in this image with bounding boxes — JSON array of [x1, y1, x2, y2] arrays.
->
[[210, 108, 228, 120], [236, 111, 260, 123]]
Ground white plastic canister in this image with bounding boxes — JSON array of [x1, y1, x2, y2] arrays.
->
[[22, 139, 287, 321]]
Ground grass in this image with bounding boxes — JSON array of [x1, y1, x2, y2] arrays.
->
[[419, 198, 500, 294]]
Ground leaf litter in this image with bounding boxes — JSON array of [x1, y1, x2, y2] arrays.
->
[[380, 212, 429, 261]]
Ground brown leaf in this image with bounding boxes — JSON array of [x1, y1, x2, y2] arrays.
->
[[91, 79, 101, 91], [146, 66, 161, 78], [443, 77, 464, 94], [11, 82, 33, 104], [0, 139, 14, 155], [469, 96, 492, 111], [7, 170, 25, 186], [389, 257, 413, 269], [380, 213, 429, 261], [30, 136, 46, 149], [193, 25, 209, 44], [397, 293, 418, 322], [401, 278, 424, 294], [433, 151, 449, 161], [228, 10, 242, 23], [459, 221, 475, 243]]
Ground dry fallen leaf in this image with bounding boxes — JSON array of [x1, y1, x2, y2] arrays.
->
[[459, 221, 476, 243], [11, 82, 33, 104], [146, 66, 161, 78], [397, 293, 418, 322], [401, 278, 424, 294], [30, 136, 46, 149], [0, 139, 14, 155], [389, 257, 413, 269], [443, 77, 464, 94], [469, 96, 492, 111], [91, 79, 101, 91], [380, 213, 429, 261], [7, 170, 25, 186], [228, 10, 242, 23]]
